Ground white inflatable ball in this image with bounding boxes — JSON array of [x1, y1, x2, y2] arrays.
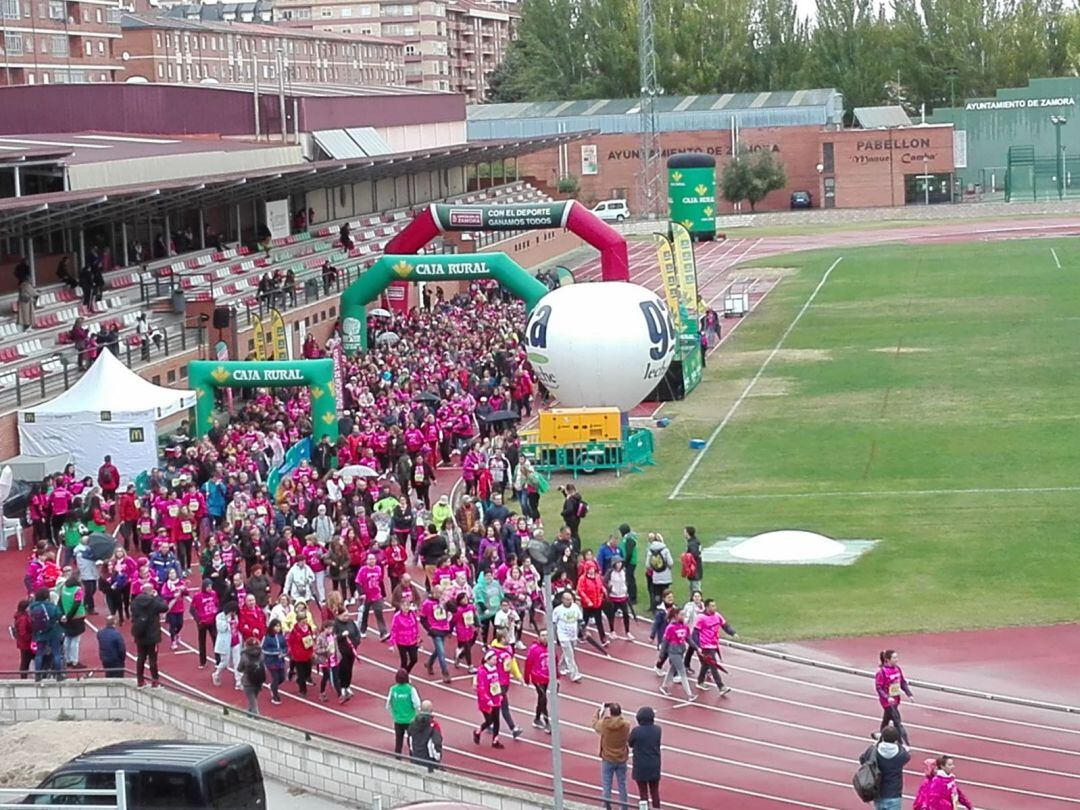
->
[[524, 282, 677, 411]]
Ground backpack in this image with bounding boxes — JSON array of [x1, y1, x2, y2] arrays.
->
[[576, 500, 589, 519], [681, 551, 699, 580], [852, 748, 881, 802], [29, 602, 50, 635], [648, 548, 667, 572], [130, 609, 152, 642]]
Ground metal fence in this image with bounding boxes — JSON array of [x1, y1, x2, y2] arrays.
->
[[0, 770, 127, 809]]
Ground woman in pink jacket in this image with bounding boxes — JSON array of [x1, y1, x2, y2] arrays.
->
[[388, 601, 420, 673], [914, 755, 975, 810], [523, 635, 554, 732], [874, 649, 914, 745], [190, 580, 220, 669], [472, 649, 505, 749]]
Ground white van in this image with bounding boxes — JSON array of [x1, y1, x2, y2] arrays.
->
[[591, 199, 630, 222]]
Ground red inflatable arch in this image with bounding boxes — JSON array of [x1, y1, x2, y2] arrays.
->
[[384, 200, 630, 281]]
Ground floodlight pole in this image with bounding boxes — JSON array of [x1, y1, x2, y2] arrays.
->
[[1051, 115, 1067, 200], [543, 572, 565, 810]]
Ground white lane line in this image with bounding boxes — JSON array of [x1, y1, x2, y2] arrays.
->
[[1051, 247, 1062, 268], [669, 256, 843, 499], [678, 485, 1080, 500]]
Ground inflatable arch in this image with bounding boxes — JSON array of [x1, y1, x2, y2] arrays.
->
[[188, 359, 338, 442], [340, 253, 549, 354], [385, 201, 631, 282]]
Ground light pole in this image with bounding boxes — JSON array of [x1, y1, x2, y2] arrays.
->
[[542, 573, 564, 810], [1051, 115, 1067, 200]]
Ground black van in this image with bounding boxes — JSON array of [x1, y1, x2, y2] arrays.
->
[[26, 741, 266, 809]]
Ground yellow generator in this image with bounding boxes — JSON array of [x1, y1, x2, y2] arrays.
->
[[538, 408, 622, 445]]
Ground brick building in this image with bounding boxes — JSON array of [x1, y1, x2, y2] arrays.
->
[[470, 92, 957, 212], [272, 0, 514, 101], [119, 12, 405, 86], [0, 0, 124, 85]]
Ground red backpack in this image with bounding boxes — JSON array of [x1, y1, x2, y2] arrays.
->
[[680, 552, 698, 580]]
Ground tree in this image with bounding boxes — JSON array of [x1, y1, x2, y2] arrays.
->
[[720, 148, 788, 212]]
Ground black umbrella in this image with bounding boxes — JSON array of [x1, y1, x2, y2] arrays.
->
[[87, 532, 118, 561], [479, 409, 521, 423], [413, 392, 441, 404]]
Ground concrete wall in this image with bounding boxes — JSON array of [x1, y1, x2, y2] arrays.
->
[[0, 679, 581, 810]]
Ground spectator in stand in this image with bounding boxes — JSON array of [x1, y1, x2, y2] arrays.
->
[[628, 706, 662, 810], [57, 256, 77, 290], [593, 702, 631, 810], [97, 615, 127, 678], [78, 261, 94, 308], [15, 261, 36, 331]]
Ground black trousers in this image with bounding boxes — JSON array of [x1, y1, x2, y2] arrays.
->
[[478, 708, 501, 738], [294, 660, 313, 695], [397, 644, 418, 672], [582, 606, 607, 642], [394, 722, 410, 755], [880, 705, 910, 745], [197, 623, 218, 667], [135, 643, 159, 686], [533, 681, 549, 723]]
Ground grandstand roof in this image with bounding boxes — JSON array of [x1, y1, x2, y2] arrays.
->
[[0, 132, 589, 241], [466, 89, 844, 139]]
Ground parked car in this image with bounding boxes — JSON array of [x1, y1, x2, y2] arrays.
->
[[25, 741, 265, 809], [592, 199, 630, 222], [790, 190, 813, 209]]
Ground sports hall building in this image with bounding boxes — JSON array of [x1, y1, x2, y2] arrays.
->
[[467, 91, 958, 212]]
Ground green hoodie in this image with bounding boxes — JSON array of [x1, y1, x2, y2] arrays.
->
[[387, 682, 420, 725]]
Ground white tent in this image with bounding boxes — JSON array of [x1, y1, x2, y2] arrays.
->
[[17, 351, 196, 482]]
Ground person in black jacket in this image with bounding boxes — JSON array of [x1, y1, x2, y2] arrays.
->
[[559, 484, 585, 549], [628, 706, 662, 809], [683, 526, 703, 594], [407, 700, 444, 773], [97, 615, 127, 678], [312, 435, 335, 478], [858, 726, 910, 809], [129, 583, 169, 688]]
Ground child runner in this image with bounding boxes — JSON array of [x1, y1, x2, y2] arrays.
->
[[874, 649, 914, 745], [658, 610, 696, 700], [386, 668, 421, 759], [389, 601, 421, 673], [694, 598, 738, 696], [286, 604, 316, 696], [314, 621, 341, 703], [261, 619, 287, 705], [523, 634, 554, 732], [472, 649, 505, 749], [159, 569, 188, 652]]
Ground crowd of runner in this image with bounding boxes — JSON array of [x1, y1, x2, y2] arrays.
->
[[6, 278, 977, 810]]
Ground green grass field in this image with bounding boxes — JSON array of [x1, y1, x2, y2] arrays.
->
[[541, 236, 1080, 642]]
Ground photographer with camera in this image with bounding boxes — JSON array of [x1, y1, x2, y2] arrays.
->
[[559, 483, 587, 551], [593, 701, 631, 810]]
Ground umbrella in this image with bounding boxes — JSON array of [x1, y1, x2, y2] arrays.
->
[[369, 308, 392, 318], [87, 532, 118, 561], [338, 464, 380, 479], [413, 392, 441, 404], [376, 331, 400, 346], [479, 409, 522, 423]]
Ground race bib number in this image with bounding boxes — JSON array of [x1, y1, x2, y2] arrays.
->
[[888, 683, 901, 698], [488, 681, 502, 696], [414, 468, 425, 483], [139, 521, 152, 534], [463, 613, 475, 626], [180, 521, 193, 534], [302, 635, 314, 649], [188, 500, 199, 512], [168, 506, 179, 517], [433, 607, 447, 621]]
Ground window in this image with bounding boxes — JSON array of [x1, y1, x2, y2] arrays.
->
[[341, 6, 352, 16], [359, 4, 371, 14], [106, 6, 120, 23], [157, 64, 163, 77], [23, 34, 31, 52], [94, 7, 100, 22], [97, 40, 104, 54], [51, 34, 67, 54], [4, 32, 23, 56], [1, 0, 18, 20], [822, 142, 834, 173], [85, 39, 92, 55], [319, 7, 331, 15]]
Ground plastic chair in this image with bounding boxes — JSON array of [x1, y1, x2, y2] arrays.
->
[[0, 516, 23, 552]]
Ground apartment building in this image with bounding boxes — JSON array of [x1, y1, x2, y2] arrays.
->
[[119, 11, 405, 86], [274, 0, 515, 102], [0, 0, 124, 85]]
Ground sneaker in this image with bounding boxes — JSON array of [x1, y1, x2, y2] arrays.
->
[[658, 685, 670, 696], [492, 740, 505, 750], [719, 686, 732, 697], [532, 720, 546, 730], [511, 727, 523, 740], [379, 633, 391, 643], [571, 675, 582, 683], [468, 666, 478, 675], [473, 730, 481, 745], [698, 682, 713, 691], [601, 639, 610, 647], [441, 674, 452, 684], [211, 672, 221, 687], [625, 633, 635, 641], [319, 694, 328, 703], [515, 641, 526, 650], [685, 693, 698, 702], [654, 666, 664, 677], [197, 664, 206, 671], [234, 683, 242, 691], [270, 697, 282, 705], [151, 683, 163, 690]]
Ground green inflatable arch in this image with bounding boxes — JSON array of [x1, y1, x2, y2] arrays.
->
[[188, 359, 338, 442], [340, 252, 549, 355]]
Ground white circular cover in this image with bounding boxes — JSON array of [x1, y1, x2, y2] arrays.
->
[[730, 530, 845, 562]]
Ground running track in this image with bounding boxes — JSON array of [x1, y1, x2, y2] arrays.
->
[[4, 216, 1080, 808]]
